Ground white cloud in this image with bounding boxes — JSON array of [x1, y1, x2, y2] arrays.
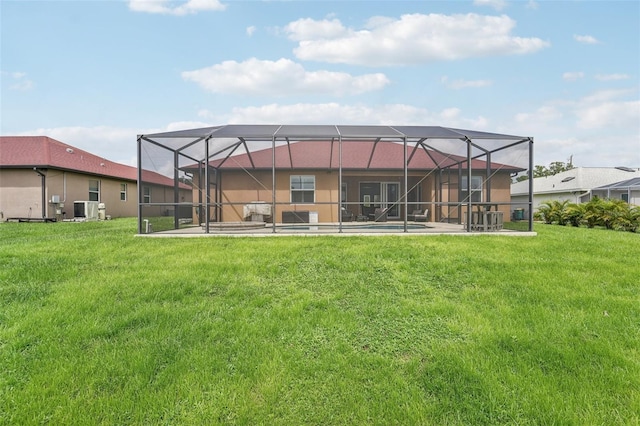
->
[[182, 58, 390, 96], [473, 0, 508, 11], [573, 34, 600, 44], [511, 89, 640, 167], [526, 1, 539, 10], [128, 0, 225, 16], [246, 26, 256, 37], [17, 126, 140, 166], [3, 71, 35, 90], [576, 99, 640, 130], [284, 13, 549, 66], [198, 102, 489, 130], [441, 76, 493, 89], [283, 18, 349, 41], [15, 122, 211, 166], [562, 71, 584, 81], [595, 73, 630, 81]]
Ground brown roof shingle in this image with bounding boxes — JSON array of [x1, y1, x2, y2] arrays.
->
[[0, 136, 186, 188], [1, 136, 138, 180]]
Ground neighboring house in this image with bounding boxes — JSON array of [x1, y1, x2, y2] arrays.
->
[[511, 167, 640, 214], [0, 136, 191, 221], [592, 177, 640, 206]]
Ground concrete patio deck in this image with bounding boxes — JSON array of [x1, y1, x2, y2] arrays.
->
[[137, 221, 536, 237]]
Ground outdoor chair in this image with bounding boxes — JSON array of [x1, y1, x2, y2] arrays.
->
[[341, 207, 354, 222], [414, 209, 429, 222], [373, 208, 388, 222], [408, 209, 422, 221]]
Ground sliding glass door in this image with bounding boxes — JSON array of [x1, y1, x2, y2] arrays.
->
[[359, 182, 400, 219]]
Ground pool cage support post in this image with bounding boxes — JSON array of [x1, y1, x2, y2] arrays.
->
[[204, 137, 210, 234], [136, 136, 143, 234], [173, 150, 180, 230], [272, 135, 277, 233], [403, 137, 408, 232], [466, 138, 473, 232], [528, 137, 534, 232], [338, 134, 343, 233]]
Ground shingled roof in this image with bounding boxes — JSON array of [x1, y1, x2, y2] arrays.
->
[[1, 136, 182, 187], [1, 136, 137, 180]]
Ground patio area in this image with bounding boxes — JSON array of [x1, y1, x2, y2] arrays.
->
[[137, 220, 536, 237], [137, 124, 534, 235]]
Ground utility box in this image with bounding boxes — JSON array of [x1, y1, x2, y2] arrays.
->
[[74, 201, 99, 221], [98, 203, 106, 220]]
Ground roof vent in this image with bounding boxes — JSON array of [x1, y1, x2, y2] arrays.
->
[[561, 176, 575, 182], [66, 148, 74, 153], [615, 166, 635, 172], [100, 163, 105, 167]]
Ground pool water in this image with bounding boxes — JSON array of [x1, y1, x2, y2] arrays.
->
[[279, 223, 429, 231]]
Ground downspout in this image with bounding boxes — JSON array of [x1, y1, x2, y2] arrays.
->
[[33, 168, 46, 219]]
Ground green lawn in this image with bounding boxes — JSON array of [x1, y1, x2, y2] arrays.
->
[[1, 219, 638, 424]]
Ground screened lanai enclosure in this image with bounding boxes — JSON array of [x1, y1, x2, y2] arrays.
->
[[137, 125, 534, 234]]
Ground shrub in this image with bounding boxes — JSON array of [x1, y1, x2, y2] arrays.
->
[[536, 200, 569, 225], [538, 196, 638, 233]]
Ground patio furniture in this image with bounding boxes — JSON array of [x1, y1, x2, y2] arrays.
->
[[371, 207, 388, 222], [487, 211, 504, 231], [414, 209, 429, 222], [341, 207, 354, 222], [407, 209, 422, 221]]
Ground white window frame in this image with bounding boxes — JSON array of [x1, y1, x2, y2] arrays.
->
[[290, 175, 315, 204], [143, 186, 151, 203], [120, 183, 127, 201], [89, 179, 100, 202], [461, 176, 483, 203]]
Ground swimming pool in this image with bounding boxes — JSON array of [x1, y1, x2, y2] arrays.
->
[[278, 223, 430, 231]]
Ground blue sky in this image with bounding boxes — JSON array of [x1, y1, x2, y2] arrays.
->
[[2, 0, 639, 168]]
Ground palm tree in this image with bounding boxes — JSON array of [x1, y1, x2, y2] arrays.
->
[[536, 200, 569, 225], [565, 202, 586, 227]]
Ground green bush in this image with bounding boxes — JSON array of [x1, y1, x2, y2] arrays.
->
[[537, 196, 638, 232]]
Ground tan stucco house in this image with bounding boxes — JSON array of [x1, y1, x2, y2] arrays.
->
[[138, 125, 533, 234], [0, 136, 190, 221]]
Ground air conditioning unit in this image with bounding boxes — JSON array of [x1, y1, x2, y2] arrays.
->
[[73, 201, 99, 221]]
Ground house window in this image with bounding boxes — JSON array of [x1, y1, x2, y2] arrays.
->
[[89, 180, 100, 201], [120, 183, 127, 201], [290, 175, 315, 204], [621, 193, 629, 203], [461, 176, 483, 202], [143, 186, 151, 203]]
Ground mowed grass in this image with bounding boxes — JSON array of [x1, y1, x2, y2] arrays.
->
[[1, 219, 638, 425]]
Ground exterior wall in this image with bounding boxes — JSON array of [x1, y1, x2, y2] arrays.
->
[[591, 189, 639, 206], [213, 170, 341, 223], [512, 191, 592, 211], [1, 167, 190, 221], [48, 170, 138, 219], [440, 172, 513, 222], [0, 169, 43, 220], [204, 169, 513, 224]]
